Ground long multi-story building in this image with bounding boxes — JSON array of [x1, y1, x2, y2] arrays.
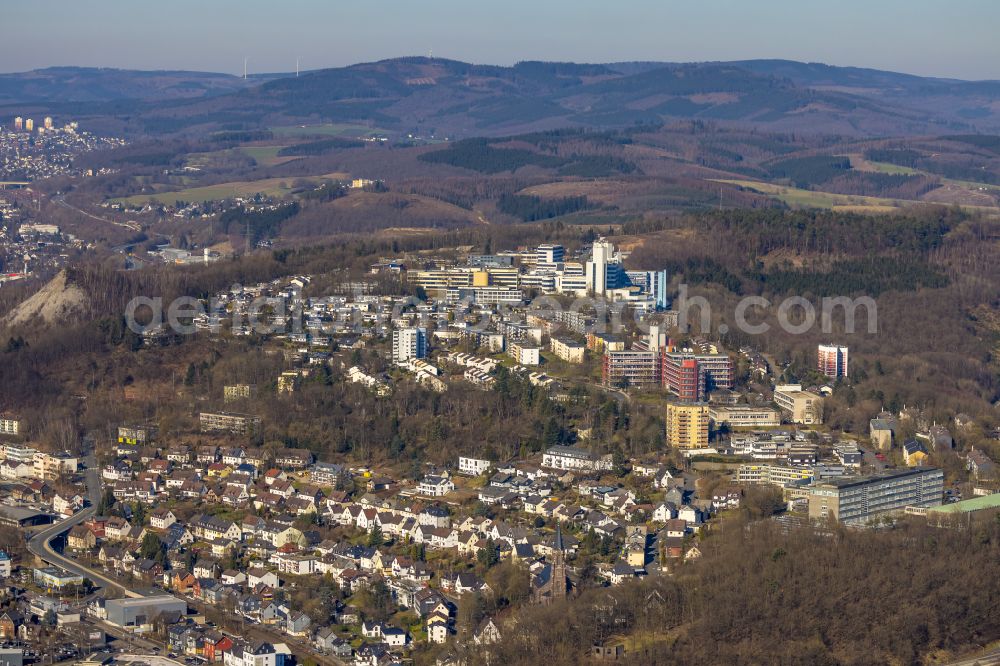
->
[[199, 412, 261, 436], [817, 344, 849, 378], [807, 467, 944, 524], [602, 348, 733, 400], [665, 403, 710, 449], [409, 267, 520, 292], [602, 350, 661, 388], [737, 463, 818, 487], [663, 351, 734, 395], [708, 405, 781, 429], [445, 287, 524, 306]]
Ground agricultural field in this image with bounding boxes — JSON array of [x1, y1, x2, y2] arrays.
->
[[713, 178, 999, 215], [239, 145, 299, 166], [712, 178, 907, 211], [270, 123, 388, 138], [113, 172, 349, 207]]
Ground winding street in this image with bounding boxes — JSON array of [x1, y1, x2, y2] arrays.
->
[[26, 452, 143, 599]]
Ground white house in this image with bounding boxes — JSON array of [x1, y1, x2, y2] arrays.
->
[[458, 457, 491, 476], [416, 475, 455, 497]]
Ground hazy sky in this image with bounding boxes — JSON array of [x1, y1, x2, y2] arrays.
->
[[3, 0, 998, 79]]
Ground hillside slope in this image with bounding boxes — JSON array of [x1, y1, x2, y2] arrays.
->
[[9, 58, 1000, 138]]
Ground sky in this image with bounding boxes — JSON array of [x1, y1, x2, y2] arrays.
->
[[2, 0, 998, 80]]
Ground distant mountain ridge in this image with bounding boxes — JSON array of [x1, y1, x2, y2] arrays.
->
[[0, 66, 280, 104], [2, 58, 999, 137]]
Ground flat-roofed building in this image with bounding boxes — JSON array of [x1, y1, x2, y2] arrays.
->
[[199, 412, 261, 436], [549, 337, 585, 363], [224, 384, 256, 403], [0, 417, 21, 436], [602, 350, 659, 388], [665, 403, 709, 450], [105, 596, 187, 632], [33, 567, 83, 591], [509, 341, 541, 366], [737, 463, 846, 487], [458, 457, 492, 476], [117, 424, 157, 446], [708, 405, 780, 429], [774, 385, 823, 425], [807, 467, 944, 524]]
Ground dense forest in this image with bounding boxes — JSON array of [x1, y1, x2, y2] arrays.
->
[[497, 194, 596, 222], [471, 517, 1000, 666]]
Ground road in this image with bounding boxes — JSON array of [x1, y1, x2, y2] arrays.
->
[[26, 451, 143, 599], [52, 194, 141, 232]]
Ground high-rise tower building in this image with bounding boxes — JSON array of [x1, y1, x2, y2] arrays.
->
[[392, 327, 427, 363], [817, 344, 849, 378]]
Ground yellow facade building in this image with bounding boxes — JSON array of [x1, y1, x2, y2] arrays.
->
[[666, 402, 710, 450]]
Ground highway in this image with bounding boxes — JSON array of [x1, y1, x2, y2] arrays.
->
[[26, 451, 143, 599], [52, 194, 141, 232]]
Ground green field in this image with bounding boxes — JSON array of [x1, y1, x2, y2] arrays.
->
[[849, 154, 1000, 191], [714, 178, 998, 215], [239, 145, 298, 166], [270, 123, 388, 138], [712, 178, 905, 212], [113, 172, 348, 207]]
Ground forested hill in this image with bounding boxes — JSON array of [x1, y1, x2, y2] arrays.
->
[[7, 58, 1000, 137]]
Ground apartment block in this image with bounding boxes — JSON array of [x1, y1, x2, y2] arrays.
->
[[224, 384, 256, 403], [199, 412, 261, 436], [392, 327, 427, 363], [508, 341, 541, 366], [807, 467, 944, 524], [549, 337, 585, 363], [602, 350, 660, 388], [0, 417, 21, 436], [665, 403, 710, 450], [817, 344, 849, 378]]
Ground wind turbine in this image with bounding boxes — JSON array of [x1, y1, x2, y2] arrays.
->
[[243, 57, 248, 80]]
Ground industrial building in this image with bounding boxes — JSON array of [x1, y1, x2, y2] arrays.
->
[[105, 596, 187, 632]]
